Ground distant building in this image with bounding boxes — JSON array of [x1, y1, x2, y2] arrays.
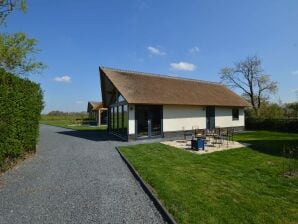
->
[[87, 101, 107, 126]]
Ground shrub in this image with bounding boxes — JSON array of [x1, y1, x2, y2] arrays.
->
[[246, 118, 298, 133], [0, 69, 43, 168]]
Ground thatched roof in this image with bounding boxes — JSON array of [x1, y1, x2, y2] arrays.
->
[[87, 101, 103, 112], [100, 67, 250, 107]]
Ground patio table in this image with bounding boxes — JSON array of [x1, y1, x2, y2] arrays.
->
[[205, 133, 219, 147]]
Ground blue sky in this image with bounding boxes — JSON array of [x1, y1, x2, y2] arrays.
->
[[3, 0, 298, 113]]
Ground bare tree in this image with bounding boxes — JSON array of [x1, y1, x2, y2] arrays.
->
[[220, 56, 277, 116]]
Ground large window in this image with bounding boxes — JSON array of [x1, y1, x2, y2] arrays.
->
[[232, 108, 239, 120], [109, 92, 128, 139], [118, 105, 122, 134], [118, 94, 125, 102], [123, 105, 128, 136], [113, 106, 118, 131], [110, 107, 114, 132]]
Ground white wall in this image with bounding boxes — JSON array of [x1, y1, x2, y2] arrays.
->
[[128, 105, 245, 135], [215, 107, 244, 127], [128, 104, 135, 134], [163, 105, 206, 132]]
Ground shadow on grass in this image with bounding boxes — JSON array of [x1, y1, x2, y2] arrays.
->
[[57, 129, 124, 142], [240, 139, 298, 158]]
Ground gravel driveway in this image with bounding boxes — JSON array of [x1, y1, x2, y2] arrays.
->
[[0, 125, 164, 224]]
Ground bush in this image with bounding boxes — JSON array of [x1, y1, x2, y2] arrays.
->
[[0, 69, 43, 168], [246, 118, 298, 133]]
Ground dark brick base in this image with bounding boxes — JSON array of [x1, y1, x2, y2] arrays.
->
[[126, 126, 245, 141], [128, 134, 136, 141], [162, 126, 245, 140]]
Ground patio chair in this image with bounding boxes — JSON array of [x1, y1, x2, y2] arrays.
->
[[220, 128, 229, 147], [194, 129, 204, 138], [213, 128, 225, 148], [227, 128, 234, 143], [204, 129, 215, 146], [183, 126, 193, 140]]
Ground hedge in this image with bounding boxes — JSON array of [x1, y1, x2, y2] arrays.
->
[[0, 69, 43, 168], [245, 117, 298, 133]]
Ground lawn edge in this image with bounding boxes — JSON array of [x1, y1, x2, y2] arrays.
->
[[116, 146, 177, 224], [39, 122, 106, 131]]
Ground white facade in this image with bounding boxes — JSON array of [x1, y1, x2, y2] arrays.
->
[[215, 107, 244, 128], [128, 104, 135, 134], [163, 105, 206, 132], [127, 104, 245, 135]]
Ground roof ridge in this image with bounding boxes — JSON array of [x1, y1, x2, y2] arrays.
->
[[100, 66, 221, 85], [89, 101, 101, 103]]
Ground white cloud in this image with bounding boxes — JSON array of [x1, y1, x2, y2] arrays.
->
[[147, 46, 166, 55], [291, 88, 298, 93], [54, 75, 71, 83], [291, 70, 298, 75], [75, 100, 84, 104], [189, 46, 200, 54], [170, 62, 196, 71]]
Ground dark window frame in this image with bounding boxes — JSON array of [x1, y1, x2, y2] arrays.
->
[[108, 91, 128, 139], [232, 108, 239, 120], [123, 104, 128, 136]]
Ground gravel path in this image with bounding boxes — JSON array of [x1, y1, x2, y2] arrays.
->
[[0, 125, 164, 224]]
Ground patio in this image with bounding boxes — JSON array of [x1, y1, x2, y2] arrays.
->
[[161, 139, 248, 154]]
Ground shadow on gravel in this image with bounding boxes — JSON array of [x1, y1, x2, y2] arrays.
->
[[57, 129, 124, 142]]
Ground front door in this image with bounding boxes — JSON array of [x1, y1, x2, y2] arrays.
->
[[135, 105, 162, 138], [206, 106, 215, 129]]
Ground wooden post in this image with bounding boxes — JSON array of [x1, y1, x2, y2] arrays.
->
[[98, 109, 101, 126]]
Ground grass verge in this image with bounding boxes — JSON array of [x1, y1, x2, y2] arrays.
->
[[40, 114, 107, 131], [119, 131, 298, 224], [40, 119, 107, 131]]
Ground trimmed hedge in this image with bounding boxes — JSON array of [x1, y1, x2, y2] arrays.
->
[[246, 118, 298, 133], [0, 69, 43, 168]]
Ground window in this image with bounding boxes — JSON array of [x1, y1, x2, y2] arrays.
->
[[232, 108, 239, 120], [110, 107, 113, 131], [108, 89, 128, 138], [118, 105, 122, 134], [118, 94, 125, 102], [113, 106, 118, 132], [123, 105, 128, 135]]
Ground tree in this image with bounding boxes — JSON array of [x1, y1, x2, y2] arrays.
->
[[258, 102, 284, 119], [220, 56, 277, 116], [0, 32, 46, 76], [0, 0, 27, 25], [285, 102, 298, 118]]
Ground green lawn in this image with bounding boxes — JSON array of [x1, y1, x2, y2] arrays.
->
[[40, 119, 107, 131], [119, 131, 298, 224], [40, 115, 107, 131]]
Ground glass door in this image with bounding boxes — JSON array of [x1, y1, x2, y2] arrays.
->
[[206, 106, 215, 129], [150, 106, 162, 137], [136, 105, 162, 138], [136, 106, 149, 138]]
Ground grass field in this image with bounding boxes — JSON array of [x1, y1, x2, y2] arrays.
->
[[120, 131, 298, 224], [40, 115, 107, 131]]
